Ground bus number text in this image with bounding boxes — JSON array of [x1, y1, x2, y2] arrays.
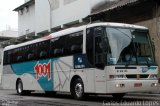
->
[[34, 61, 51, 81]]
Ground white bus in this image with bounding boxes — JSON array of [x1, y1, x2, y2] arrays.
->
[[1, 23, 159, 100]]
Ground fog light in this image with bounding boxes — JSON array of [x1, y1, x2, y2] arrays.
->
[[151, 83, 158, 87], [116, 84, 120, 88]]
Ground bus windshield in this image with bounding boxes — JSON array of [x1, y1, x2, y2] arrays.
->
[[105, 27, 155, 65]]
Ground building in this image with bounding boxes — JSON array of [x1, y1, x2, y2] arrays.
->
[[0, 29, 18, 56], [14, 0, 35, 37], [13, 0, 116, 37]]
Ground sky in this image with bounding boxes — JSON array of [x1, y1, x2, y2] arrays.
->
[[0, 0, 24, 31]]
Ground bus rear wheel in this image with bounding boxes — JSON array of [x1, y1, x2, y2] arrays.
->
[[16, 79, 31, 95], [16, 79, 24, 95], [71, 78, 85, 100]]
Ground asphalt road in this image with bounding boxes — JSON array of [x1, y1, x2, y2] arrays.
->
[[0, 90, 160, 106]]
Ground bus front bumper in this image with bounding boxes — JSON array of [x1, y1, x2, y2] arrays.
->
[[106, 80, 159, 93]]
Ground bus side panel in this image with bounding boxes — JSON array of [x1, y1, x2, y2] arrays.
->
[[2, 65, 19, 90], [53, 56, 88, 93], [53, 56, 73, 92], [53, 54, 96, 93], [2, 75, 17, 90], [20, 74, 43, 91], [73, 54, 96, 93], [2, 59, 58, 92], [2, 73, 43, 91], [94, 68, 107, 93], [84, 69, 95, 93]]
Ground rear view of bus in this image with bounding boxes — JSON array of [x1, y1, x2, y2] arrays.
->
[[86, 23, 159, 98]]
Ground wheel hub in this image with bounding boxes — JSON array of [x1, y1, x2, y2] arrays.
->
[[75, 83, 83, 97]]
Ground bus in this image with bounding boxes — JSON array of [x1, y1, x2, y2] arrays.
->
[[1, 22, 159, 100]]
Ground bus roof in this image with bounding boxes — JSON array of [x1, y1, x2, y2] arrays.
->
[[4, 22, 148, 51]]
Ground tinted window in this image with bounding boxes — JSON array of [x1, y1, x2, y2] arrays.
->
[[66, 31, 83, 55], [50, 31, 83, 57], [3, 51, 11, 65], [50, 36, 67, 57], [86, 28, 94, 65], [37, 40, 50, 59], [3, 31, 83, 65], [3, 40, 50, 65]]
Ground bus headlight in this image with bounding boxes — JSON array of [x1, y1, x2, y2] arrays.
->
[[109, 75, 127, 79], [149, 74, 157, 79]]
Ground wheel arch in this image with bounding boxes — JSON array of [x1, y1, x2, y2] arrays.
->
[[70, 75, 84, 92]]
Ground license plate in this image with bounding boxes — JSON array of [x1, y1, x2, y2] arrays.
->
[[134, 83, 142, 87]]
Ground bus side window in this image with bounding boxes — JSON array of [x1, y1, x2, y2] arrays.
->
[[3, 51, 10, 65], [94, 27, 105, 69], [37, 40, 50, 59], [50, 36, 66, 57], [71, 45, 81, 53], [40, 51, 47, 58], [86, 28, 94, 65], [17, 55, 23, 62], [14, 47, 24, 63], [28, 53, 34, 60], [67, 31, 83, 55], [7, 50, 14, 64], [26, 44, 36, 61], [54, 49, 63, 56], [94, 36, 104, 64], [11, 49, 16, 63]]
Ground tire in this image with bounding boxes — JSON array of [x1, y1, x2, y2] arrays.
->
[[16, 79, 31, 95], [71, 78, 85, 100], [16, 79, 24, 95], [112, 93, 125, 100]]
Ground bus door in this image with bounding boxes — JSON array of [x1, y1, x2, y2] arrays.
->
[[93, 27, 107, 93]]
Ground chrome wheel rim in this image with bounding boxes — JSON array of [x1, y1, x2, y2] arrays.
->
[[75, 83, 83, 98]]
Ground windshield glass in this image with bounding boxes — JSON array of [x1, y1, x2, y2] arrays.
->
[[105, 27, 155, 65]]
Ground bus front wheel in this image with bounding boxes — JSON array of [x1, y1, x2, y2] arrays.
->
[[71, 78, 85, 100]]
